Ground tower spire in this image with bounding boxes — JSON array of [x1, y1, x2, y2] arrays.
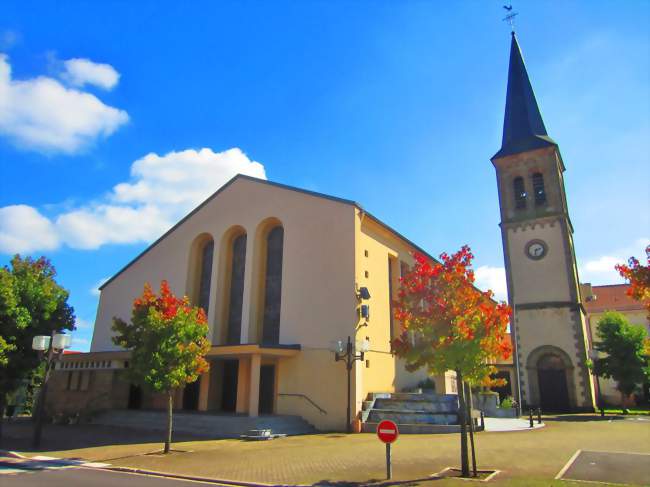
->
[[493, 33, 556, 159]]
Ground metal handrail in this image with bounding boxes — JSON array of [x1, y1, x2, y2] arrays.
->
[[278, 393, 327, 415]]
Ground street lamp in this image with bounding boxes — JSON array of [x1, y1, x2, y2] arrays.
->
[[332, 336, 370, 433], [32, 332, 72, 448]]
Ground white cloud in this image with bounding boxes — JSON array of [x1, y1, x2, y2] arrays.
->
[[0, 147, 266, 254], [474, 265, 508, 302], [579, 238, 650, 285], [75, 317, 93, 330], [62, 58, 119, 90], [0, 54, 128, 153], [0, 205, 60, 254], [90, 277, 110, 297], [71, 337, 89, 347]]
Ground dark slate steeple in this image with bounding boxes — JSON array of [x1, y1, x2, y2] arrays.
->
[[493, 33, 556, 159]]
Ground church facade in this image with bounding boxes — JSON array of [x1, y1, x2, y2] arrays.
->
[[47, 175, 462, 431], [491, 33, 596, 411]]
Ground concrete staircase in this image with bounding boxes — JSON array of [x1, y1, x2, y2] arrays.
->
[[361, 392, 468, 434], [91, 410, 317, 438]]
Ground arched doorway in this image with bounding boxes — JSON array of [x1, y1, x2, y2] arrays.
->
[[537, 354, 570, 412]]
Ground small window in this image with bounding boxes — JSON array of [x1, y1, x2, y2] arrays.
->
[[513, 177, 527, 209], [364, 250, 369, 257], [66, 371, 73, 390], [364, 271, 369, 278], [80, 371, 91, 391], [532, 173, 546, 206]]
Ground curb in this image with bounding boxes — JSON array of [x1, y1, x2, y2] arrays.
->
[[101, 466, 302, 487]]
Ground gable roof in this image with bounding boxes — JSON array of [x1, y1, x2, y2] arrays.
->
[[584, 284, 645, 313], [99, 174, 493, 303]]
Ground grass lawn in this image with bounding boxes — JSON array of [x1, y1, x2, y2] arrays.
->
[[603, 407, 650, 416], [3, 414, 649, 486]]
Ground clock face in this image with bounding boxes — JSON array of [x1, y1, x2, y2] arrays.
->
[[526, 240, 548, 260]]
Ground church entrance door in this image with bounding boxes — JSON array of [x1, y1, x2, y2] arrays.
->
[[259, 365, 275, 414], [221, 359, 239, 412], [537, 354, 570, 412], [183, 380, 200, 410]]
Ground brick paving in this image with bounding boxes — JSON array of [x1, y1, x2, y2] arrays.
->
[[2, 415, 649, 485]]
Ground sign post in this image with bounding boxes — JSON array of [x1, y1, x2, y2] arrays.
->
[[377, 419, 399, 480]]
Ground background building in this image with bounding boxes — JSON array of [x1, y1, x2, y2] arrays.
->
[[583, 283, 650, 406]]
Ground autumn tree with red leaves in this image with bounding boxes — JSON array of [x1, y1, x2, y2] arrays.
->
[[616, 245, 650, 320], [112, 281, 210, 453], [392, 246, 511, 477]]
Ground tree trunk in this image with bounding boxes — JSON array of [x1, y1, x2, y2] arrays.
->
[[456, 370, 470, 477], [465, 382, 477, 477], [164, 391, 173, 453]]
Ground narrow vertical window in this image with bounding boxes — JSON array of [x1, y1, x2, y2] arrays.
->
[[532, 173, 546, 206], [198, 240, 214, 313], [388, 258, 395, 342], [513, 176, 527, 209], [262, 226, 284, 344], [226, 234, 246, 344]]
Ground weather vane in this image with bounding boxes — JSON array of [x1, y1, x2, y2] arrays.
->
[[502, 4, 518, 33]]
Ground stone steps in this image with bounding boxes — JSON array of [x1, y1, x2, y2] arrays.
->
[[362, 392, 462, 433], [91, 410, 317, 438], [367, 410, 458, 425]]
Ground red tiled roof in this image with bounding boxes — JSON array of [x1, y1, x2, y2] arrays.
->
[[584, 284, 644, 313], [62, 350, 83, 355]]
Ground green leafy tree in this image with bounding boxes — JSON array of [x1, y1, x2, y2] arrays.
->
[[0, 256, 75, 438], [393, 246, 512, 477], [592, 312, 650, 406], [112, 280, 210, 453]]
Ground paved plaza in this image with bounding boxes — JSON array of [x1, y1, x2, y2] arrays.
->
[[2, 414, 649, 486]]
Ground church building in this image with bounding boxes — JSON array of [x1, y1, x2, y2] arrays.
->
[[45, 31, 602, 432]]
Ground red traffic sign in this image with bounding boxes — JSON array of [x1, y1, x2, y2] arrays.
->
[[377, 420, 399, 443]]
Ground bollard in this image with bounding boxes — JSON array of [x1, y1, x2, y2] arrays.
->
[[537, 407, 542, 424], [600, 407, 605, 418], [480, 411, 485, 430], [529, 408, 534, 428]]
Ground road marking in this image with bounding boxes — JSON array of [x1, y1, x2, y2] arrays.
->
[[555, 449, 582, 479]]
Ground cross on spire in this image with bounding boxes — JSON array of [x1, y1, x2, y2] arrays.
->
[[502, 5, 518, 33]]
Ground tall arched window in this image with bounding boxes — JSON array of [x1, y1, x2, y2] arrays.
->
[[262, 226, 284, 344], [532, 173, 546, 206], [198, 240, 214, 313], [226, 233, 246, 344], [513, 176, 527, 209]]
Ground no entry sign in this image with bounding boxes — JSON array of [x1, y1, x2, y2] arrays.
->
[[377, 420, 399, 444]]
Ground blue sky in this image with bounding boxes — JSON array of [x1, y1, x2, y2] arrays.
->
[[1, 1, 648, 352]]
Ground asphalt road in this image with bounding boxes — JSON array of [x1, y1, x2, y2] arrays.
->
[[0, 468, 226, 486]]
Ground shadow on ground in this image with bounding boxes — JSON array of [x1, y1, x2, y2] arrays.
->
[[312, 478, 438, 487], [0, 417, 204, 454], [543, 414, 624, 423]]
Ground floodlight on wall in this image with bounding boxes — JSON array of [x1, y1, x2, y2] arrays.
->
[[360, 304, 370, 320], [357, 287, 371, 300]]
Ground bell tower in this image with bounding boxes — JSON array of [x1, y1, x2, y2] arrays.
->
[[492, 33, 595, 411]]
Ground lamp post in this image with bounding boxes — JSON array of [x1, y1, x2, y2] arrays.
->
[[31, 332, 71, 449], [333, 336, 370, 433]]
